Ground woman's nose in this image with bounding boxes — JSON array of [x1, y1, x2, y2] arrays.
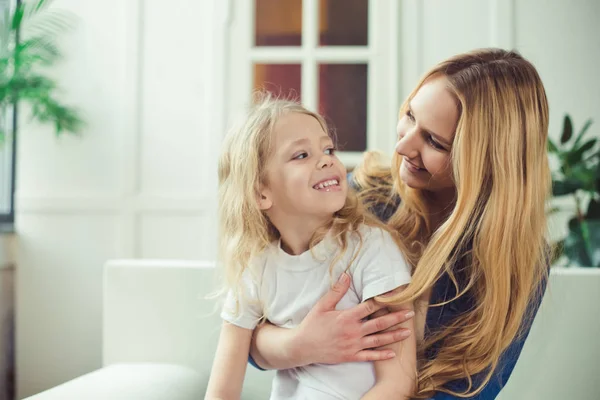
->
[[395, 130, 420, 159]]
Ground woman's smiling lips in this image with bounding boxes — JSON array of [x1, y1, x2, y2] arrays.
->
[[403, 158, 427, 174]]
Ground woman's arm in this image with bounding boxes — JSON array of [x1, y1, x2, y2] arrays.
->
[[249, 273, 415, 369], [361, 288, 417, 400], [205, 322, 253, 400]]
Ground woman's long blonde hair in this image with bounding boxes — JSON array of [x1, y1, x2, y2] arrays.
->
[[218, 92, 392, 308], [356, 49, 550, 398]]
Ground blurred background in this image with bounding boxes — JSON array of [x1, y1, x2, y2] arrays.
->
[[0, 0, 599, 399]]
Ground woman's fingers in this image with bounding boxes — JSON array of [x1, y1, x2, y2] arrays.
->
[[360, 328, 412, 350], [370, 308, 390, 319], [352, 349, 397, 363], [351, 298, 386, 320], [360, 309, 415, 336], [314, 273, 351, 312]]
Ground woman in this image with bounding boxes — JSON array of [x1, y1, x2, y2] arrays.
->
[[248, 48, 550, 399]]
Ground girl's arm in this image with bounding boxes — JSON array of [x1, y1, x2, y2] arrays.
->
[[249, 273, 415, 369], [361, 288, 417, 400], [205, 321, 254, 400]]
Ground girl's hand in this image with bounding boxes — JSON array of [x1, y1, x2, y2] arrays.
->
[[290, 273, 414, 366]]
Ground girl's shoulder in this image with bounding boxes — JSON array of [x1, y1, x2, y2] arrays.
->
[[352, 224, 400, 253], [246, 241, 280, 273], [346, 224, 411, 287]]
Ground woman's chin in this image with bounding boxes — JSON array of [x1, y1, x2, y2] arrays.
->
[[400, 168, 425, 189]]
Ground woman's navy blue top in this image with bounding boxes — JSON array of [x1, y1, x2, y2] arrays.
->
[[248, 186, 547, 399]]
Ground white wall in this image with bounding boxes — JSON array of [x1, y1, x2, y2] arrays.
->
[[401, 0, 600, 242], [13, 0, 600, 398], [401, 0, 600, 128], [514, 0, 600, 241], [15, 0, 222, 397]]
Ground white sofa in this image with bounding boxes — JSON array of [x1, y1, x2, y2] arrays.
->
[[25, 260, 274, 400], [26, 261, 600, 400]]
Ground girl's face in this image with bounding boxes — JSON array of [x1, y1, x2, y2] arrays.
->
[[259, 112, 348, 221], [395, 77, 459, 193]]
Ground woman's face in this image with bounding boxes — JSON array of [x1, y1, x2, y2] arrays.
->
[[395, 77, 459, 193]]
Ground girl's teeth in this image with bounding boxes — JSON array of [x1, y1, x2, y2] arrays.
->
[[315, 179, 339, 189]]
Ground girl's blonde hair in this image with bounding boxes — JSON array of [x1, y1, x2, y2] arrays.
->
[[355, 48, 550, 398], [218, 92, 396, 310]]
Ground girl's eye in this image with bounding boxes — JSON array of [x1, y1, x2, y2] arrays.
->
[[427, 136, 445, 150], [293, 152, 308, 160], [324, 147, 336, 155], [406, 110, 415, 121]]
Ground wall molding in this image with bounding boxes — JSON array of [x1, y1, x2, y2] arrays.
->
[[16, 194, 213, 214]]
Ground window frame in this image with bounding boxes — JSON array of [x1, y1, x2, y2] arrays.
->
[[225, 0, 401, 168]]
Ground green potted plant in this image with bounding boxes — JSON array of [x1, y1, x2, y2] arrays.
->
[[548, 114, 600, 267], [0, 0, 83, 144]]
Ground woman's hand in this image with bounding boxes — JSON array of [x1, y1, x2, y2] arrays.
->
[[289, 273, 414, 366]]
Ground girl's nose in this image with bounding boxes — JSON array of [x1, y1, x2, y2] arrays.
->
[[318, 155, 333, 169]]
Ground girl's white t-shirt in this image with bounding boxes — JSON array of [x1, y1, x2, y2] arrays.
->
[[221, 224, 412, 400]]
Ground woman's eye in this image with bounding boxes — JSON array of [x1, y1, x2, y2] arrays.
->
[[406, 110, 415, 121], [324, 147, 336, 155], [293, 152, 308, 160], [427, 136, 445, 150]]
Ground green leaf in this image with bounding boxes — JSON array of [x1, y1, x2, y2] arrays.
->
[[564, 218, 591, 267], [596, 161, 600, 193], [564, 219, 600, 267], [564, 228, 591, 266], [23, 0, 54, 20], [27, 92, 85, 135], [565, 163, 598, 192], [588, 198, 600, 219], [33, 0, 53, 13], [566, 138, 597, 166], [552, 179, 582, 196], [561, 115, 573, 144], [588, 220, 600, 267], [0, 0, 83, 138], [22, 10, 75, 40], [10, 2, 25, 32], [571, 119, 594, 150]]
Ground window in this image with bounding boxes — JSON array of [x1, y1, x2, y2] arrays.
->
[[226, 0, 400, 167], [0, 0, 16, 228]]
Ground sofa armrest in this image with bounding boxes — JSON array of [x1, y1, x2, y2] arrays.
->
[[103, 259, 219, 373], [101, 259, 274, 399], [24, 363, 204, 400]]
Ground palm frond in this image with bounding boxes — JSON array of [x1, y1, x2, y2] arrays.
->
[[29, 94, 84, 135], [0, 0, 83, 140], [21, 9, 75, 40]]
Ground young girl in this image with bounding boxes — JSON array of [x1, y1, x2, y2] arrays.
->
[[205, 94, 416, 400]]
